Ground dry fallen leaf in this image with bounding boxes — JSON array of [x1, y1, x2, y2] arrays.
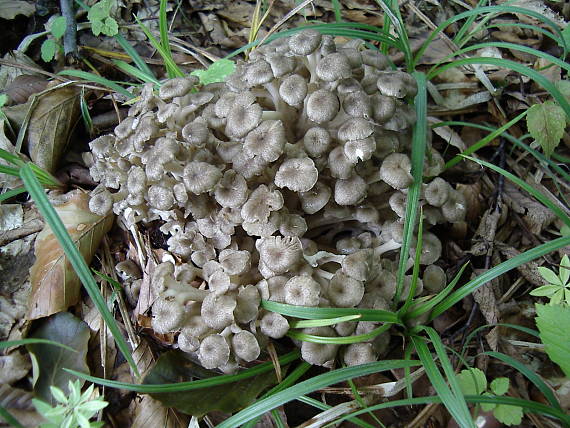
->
[[503, 182, 557, 234], [25, 85, 81, 173], [27, 190, 114, 320]]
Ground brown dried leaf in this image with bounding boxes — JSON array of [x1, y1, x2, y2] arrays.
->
[[503, 182, 557, 234], [0, 51, 41, 90], [0, 352, 31, 384], [25, 85, 81, 173], [430, 118, 466, 151], [0, 0, 35, 20], [498, 245, 545, 287], [5, 75, 48, 105], [131, 395, 189, 428], [0, 384, 43, 428], [27, 190, 114, 320]]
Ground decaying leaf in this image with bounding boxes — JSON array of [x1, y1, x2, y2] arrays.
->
[[0, 0, 35, 20], [131, 395, 189, 428], [0, 384, 44, 428], [28, 190, 114, 320], [27, 312, 90, 403], [24, 85, 81, 173], [503, 182, 557, 234], [144, 350, 279, 417], [5, 75, 49, 105], [0, 51, 43, 90], [526, 101, 566, 157], [429, 118, 466, 151], [0, 351, 31, 384]]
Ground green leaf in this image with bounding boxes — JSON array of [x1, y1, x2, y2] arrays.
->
[[101, 17, 118, 36], [559, 254, 570, 285], [480, 393, 496, 412], [556, 80, 570, 103], [529, 285, 561, 297], [0, 93, 7, 108], [90, 19, 103, 36], [49, 386, 68, 404], [527, 101, 566, 157], [562, 26, 570, 52], [535, 303, 570, 376], [87, 0, 112, 22], [490, 377, 509, 396], [41, 39, 57, 62], [51, 16, 67, 39], [143, 350, 281, 417], [537, 266, 564, 286], [493, 403, 524, 426], [27, 312, 90, 404], [190, 59, 236, 85], [457, 368, 487, 395]]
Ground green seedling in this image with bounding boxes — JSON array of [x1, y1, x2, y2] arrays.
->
[[457, 368, 523, 426], [190, 59, 236, 85], [33, 380, 108, 428], [532, 254, 570, 305], [41, 16, 67, 62], [88, 0, 119, 37]]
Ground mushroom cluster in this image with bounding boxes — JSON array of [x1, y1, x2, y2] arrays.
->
[[85, 30, 466, 369]]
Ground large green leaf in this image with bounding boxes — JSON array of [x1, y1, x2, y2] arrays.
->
[[535, 304, 570, 377], [26, 312, 89, 404], [527, 101, 566, 157], [143, 351, 280, 417]]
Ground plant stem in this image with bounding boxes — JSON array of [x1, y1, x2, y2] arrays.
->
[[60, 0, 79, 61]]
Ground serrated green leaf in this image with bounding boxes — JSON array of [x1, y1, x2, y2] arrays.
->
[[51, 16, 67, 39], [49, 386, 68, 404], [535, 303, 570, 376], [190, 59, 236, 85], [90, 19, 103, 36], [41, 39, 57, 62], [493, 403, 523, 426], [87, 0, 112, 22], [560, 255, 570, 285], [457, 368, 487, 395], [537, 266, 564, 285], [490, 377, 509, 396], [101, 17, 118, 36], [480, 393, 496, 412], [526, 101, 566, 157], [530, 285, 562, 297], [556, 80, 570, 103]]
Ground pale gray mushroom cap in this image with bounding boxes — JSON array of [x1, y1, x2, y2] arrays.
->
[[158, 76, 196, 100], [183, 161, 222, 194], [328, 146, 355, 179], [257, 236, 303, 274], [410, 232, 442, 265], [89, 190, 113, 216], [266, 54, 296, 77], [241, 185, 284, 223], [424, 177, 450, 207], [279, 213, 308, 237], [178, 327, 201, 353], [219, 249, 251, 275], [376, 71, 418, 98], [343, 342, 377, 366], [199, 334, 230, 369], [303, 127, 331, 158], [300, 327, 338, 365], [284, 275, 321, 306], [361, 49, 388, 70], [441, 189, 467, 222], [306, 90, 339, 124], [316, 53, 352, 82], [151, 297, 185, 334], [299, 182, 332, 214], [423, 264, 447, 293], [337, 117, 374, 142], [148, 185, 174, 210], [182, 120, 209, 147], [200, 293, 237, 329], [244, 59, 274, 86], [225, 102, 263, 138], [288, 29, 322, 55], [389, 191, 407, 218], [344, 138, 376, 163], [231, 331, 261, 362], [327, 271, 365, 307], [244, 120, 286, 163], [260, 312, 290, 338], [342, 90, 371, 118], [279, 74, 308, 107], [235, 285, 260, 323], [380, 153, 413, 190], [334, 175, 367, 206], [341, 249, 372, 281], [275, 157, 319, 192], [214, 169, 248, 209]]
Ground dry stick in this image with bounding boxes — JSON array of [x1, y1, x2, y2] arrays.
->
[[59, 0, 79, 61]]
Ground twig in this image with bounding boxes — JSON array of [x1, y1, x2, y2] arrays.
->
[[59, 0, 79, 62]]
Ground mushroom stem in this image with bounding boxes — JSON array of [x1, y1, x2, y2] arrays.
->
[[373, 239, 402, 257], [313, 268, 335, 281], [164, 278, 210, 302]]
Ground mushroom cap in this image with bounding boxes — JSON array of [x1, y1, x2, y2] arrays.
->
[[441, 189, 467, 222], [341, 249, 372, 281], [299, 181, 332, 215], [371, 93, 397, 123], [380, 153, 413, 190], [178, 328, 201, 353], [257, 236, 303, 275], [235, 285, 260, 323], [200, 293, 236, 329], [231, 330, 261, 362], [361, 49, 388, 70], [303, 127, 331, 158], [343, 342, 377, 366], [244, 59, 274, 86], [334, 175, 367, 206], [275, 157, 319, 193], [214, 169, 248, 209], [337, 118, 375, 142], [158, 77, 196, 100], [199, 334, 230, 369], [300, 327, 338, 365], [89, 190, 114, 216], [244, 120, 286, 163], [266, 54, 296, 77], [182, 120, 209, 147], [344, 137, 376, 163], [410, 232, 442, 265], [260, 311, 290, 338], [424, 177, 450, 207], [284, 275, 321, 306], [328, 146, 355, 179], [219, 249, 251, 275], [342, 90, 371, 118], [423, 264, 447, 293], [316, 53, 352, 82], [306, 89, 339, 124], [241, 185, 284, 223], [376, 71, 418, 98], [327, 271, 365, 307], [183, 161, 222, 195], [389, 191, 407, 218], [151, 297, 185, 334], [279, 74, 308, 107], [288, 29, 322, 55], [225, 102, 263, 138], [148, 185, 175, 210]]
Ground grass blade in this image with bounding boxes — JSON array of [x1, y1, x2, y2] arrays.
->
[[288, 323, 391, 344], [394, 72, 427, 304], [0, 338, 76, 352], [0, 405, 23, 428], [216, 360, 420, 428], [58, 70, 134, 99], [65, 351, 300, 393], [431, 236, 570, 319], [19, 165, 139, 376], [289, 315, 362, 328], [261, 300, 399, 323], [0, 187, 26, 203], [113, 59, 160, 85]]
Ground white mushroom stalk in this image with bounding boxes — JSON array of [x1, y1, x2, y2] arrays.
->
[[86, 30, 466, 369]]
